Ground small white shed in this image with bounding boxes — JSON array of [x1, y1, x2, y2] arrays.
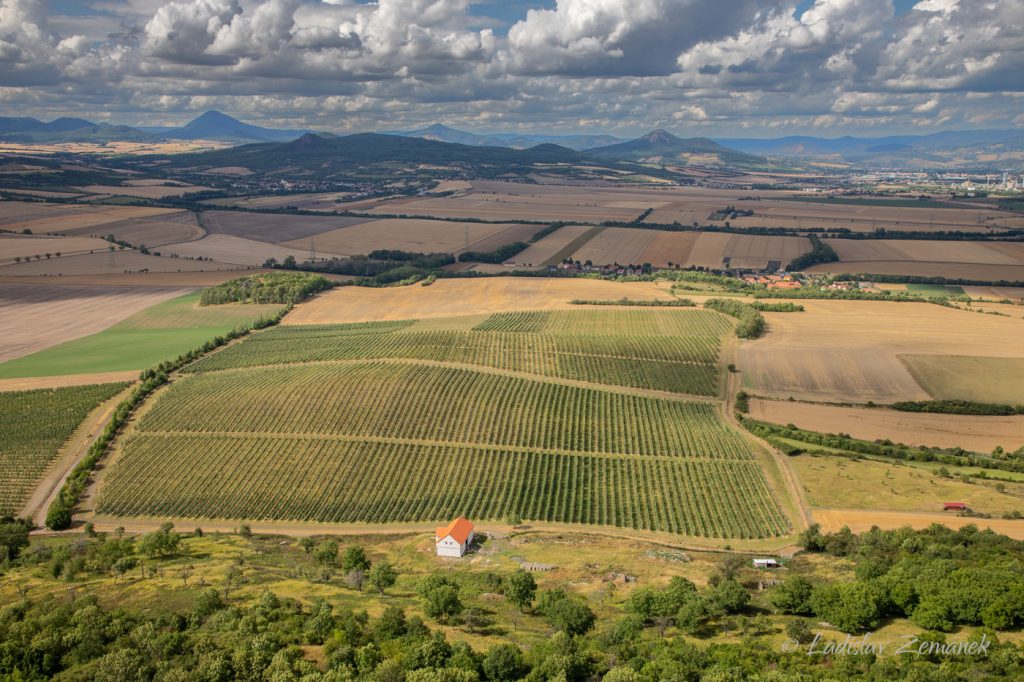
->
[[435, 517, 475, 558], [753, 558, 781, 569]]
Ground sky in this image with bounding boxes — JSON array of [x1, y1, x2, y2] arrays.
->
[[1, 0, 1022, 138]]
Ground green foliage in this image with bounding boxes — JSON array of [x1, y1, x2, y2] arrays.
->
[[703, 298, 765, 339], [137, 522, 180, 558], [890, 399, 1023, 416], [569, 297, 696, 307], [788, 235, 839, 270], [810, 581, 887, 633], [458, 241, 529, 263], [748, 301, 804, 312], [342, 546, 371, 572], [504, 570, 537, 612], [537, 590, 596, 636], [0, 382, 127, 515], [200, 272, 333, 305], [771, 576, 815, 615], [368, 561, 398, 594], [0, 517, 31, 562]]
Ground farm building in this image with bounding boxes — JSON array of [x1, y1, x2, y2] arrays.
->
[[435, 517, 475, 558], [752, 558, 781, 569], [943, 502, 968, 511]]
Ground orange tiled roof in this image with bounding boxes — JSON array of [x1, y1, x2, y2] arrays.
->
[[436, 517, 474, 544]]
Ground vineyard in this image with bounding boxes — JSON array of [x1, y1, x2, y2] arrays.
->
[[94, 305, 793, 538], [0, 383, 126, 515], [184, 310, 729, 395], [98, 435, 789, 538]]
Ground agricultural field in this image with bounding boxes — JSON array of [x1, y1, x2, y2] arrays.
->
[[0, 291, 283, 379], [0, 200, 182, 234], [900, 355, 1024, 405], [279, 218, 532, 256], [98, 354, 790, 538], [160, 234, 332, 266], [0, 234, 114, 264], [739, 299, 1024, 403], [507, 225, 602, 266], [360, 181, 1024, 233], [203, 191, 354, 210], [0, 382, 126, 515], [72, 182, 212, 199], [59, 209, 206, 247], [199, 210, 372, 243], [0, 248, 243, 276], [0, 283, 186, 363], [749, 398, 1024, 453], [284, 277, 678, 324], [186, 309, 731, 395]]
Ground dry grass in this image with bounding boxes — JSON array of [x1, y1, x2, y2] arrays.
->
[[750, 398, 1024, 452], [0, 283, 186, 362], [814, 509, 1024, 540], [280, 218, 526, 256], [739, 299, 1024, 402], [794, 455, 1024, 516], [284, 277, 677, 324]]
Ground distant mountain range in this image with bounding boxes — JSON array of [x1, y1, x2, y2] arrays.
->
[[390, 123, 625, 152], [585, 129, 768, 168], [0, 110, 1020, 169], [0, 111, 313, 144], [160, 132, 587, 177]]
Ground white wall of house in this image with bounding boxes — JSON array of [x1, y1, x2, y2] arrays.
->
[[436, 535, 466, 557]]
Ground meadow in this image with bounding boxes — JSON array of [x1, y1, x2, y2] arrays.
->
[[96, 303, 793, 539], [0, 291, 282, 379], [0, 382, 126, 515]]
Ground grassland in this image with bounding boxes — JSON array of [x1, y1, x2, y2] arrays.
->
[[0, 382, 126, 515], [96, 301, 792, 539], [791, 453, 1024, 516], [900, 355, 1024, 405], [0, 291, 283, 378], [187, 310, 729, 395]]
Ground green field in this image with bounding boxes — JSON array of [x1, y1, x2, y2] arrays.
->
[[185, 309, 730, 395], [0, 382, 126, 515], [0, 292, 283, 379], [900, 354, 1024, 405], [905, 283, 966, 296], [96, 309, 792, 538]]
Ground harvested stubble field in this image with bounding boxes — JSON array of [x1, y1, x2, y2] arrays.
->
[[98, 353, 789, 537], [0, 234, 113, 264], [569, 227, 658, 265], [204, 192, 354, 211], [72, 183, 212, 199], [58, 210, 205, 247], [749, 398, 1024, 453], [807, 260, 1024, 281], [200, 210, 372, 243], [739, 299, 1024, 404], [280, 218, 529, 256], [284, 277, 677, 324], [186, 309, 731, 395], [0, 283, 186, 363], [0, 201, 181, 234], [0, 249, 243, 276], [0, 291, 283, 379], [507, 225, 602, 266], [0, 382, 126, 515], [161, 234, 334, 266]]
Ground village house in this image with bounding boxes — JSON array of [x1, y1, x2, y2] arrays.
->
[[435, 517, 475, 558]]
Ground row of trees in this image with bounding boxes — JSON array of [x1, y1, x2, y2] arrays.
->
[[702, 298, 766, 339], [199, 272, 334, 305]]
